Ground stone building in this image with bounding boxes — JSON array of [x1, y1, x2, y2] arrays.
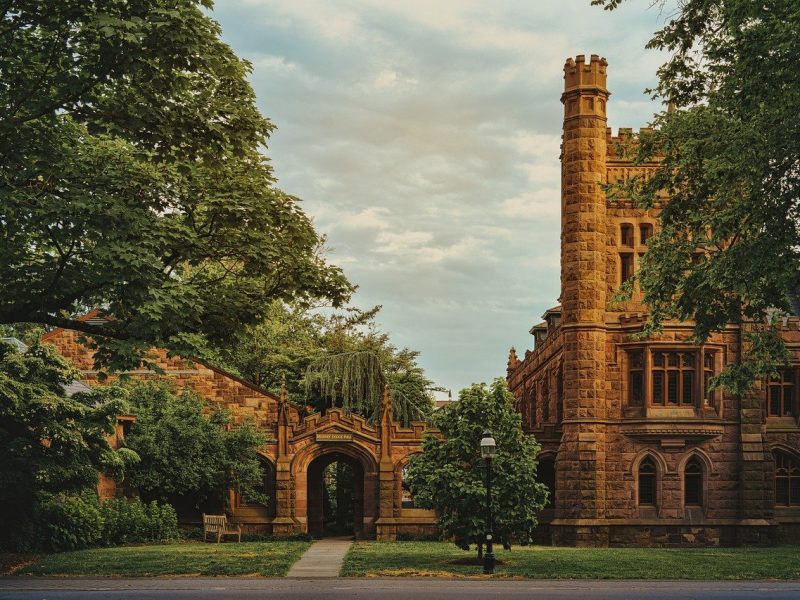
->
[[506, 55, 800, 546], [43, 316, 436, 540]]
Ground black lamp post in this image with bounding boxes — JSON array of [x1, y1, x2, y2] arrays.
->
[[480, 429, 497, 574]]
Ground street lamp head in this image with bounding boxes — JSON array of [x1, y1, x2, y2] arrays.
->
[[480, 429, 497, 459]]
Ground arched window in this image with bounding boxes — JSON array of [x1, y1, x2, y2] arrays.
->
[[537, 456, 556, 508], [684, 457, 704, 506], [774, 452, 800, 506], [638, 456, 657, 506]]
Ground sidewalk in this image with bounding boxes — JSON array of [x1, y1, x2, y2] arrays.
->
[[286, 536, 352, 578]]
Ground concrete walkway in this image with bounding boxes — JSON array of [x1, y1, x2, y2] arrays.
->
[[286, 536, 352, 578]]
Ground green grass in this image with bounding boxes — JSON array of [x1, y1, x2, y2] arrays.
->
[[19, 540, 312, 577], [341, 542, 800, 579]]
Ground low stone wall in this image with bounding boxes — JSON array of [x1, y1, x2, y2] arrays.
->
[[550, 522, 777, 547]]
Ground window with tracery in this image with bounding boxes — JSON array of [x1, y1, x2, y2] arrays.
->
[[652, 350, 695, 406], [774, 452, 800, 506], [767, 369, 796, 417]]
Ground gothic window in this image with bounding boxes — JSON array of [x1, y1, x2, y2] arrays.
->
[[640, 223, 653, 245], [774, 451, 800, 506], [638, 456, 657, 506], [767, 369, 796, 417], [620, 223, 634, 247], [652, 350, 695, 406], [620, 253, 634, 284], [684, 457, 704, 506]]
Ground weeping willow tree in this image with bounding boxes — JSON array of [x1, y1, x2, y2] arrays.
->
[[304, 351, 434, 425]]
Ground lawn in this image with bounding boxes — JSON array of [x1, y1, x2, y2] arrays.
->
[[341, 542, 800, 579], [18, 540, 312, 577]]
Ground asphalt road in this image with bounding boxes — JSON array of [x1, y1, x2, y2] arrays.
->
[[2, 578, 800, 600]]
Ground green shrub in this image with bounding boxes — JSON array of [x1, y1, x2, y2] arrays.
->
[[100, 498, 178, 546], [40, 493, 103, 552]]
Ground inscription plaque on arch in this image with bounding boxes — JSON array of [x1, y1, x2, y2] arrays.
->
[[315, 432, 353, 442]]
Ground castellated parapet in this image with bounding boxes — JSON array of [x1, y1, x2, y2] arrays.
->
[[563, 54, 608, 92]]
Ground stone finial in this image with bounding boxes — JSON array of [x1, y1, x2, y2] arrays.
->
[[279, 374, 288, 404], [507, 347, 520, 372], [277, 374, 290, 427], [382, 384, 392, 415]]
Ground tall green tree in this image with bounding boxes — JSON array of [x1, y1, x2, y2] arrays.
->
[[121, 381, 268, 509], [405, 380, 548, 557], [0, 340, 130, 549], [595, 0, 800, 393], [218, 301, 437, 424], [0, 1, 352, 372]]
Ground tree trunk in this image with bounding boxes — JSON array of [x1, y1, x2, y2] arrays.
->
[[477, 542, 483, 559]]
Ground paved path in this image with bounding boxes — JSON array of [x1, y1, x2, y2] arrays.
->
[[285, 536, 352, 578], [1, 578, 799, 599]]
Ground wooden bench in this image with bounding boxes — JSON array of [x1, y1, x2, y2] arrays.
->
[[202, 513, 242, 543]]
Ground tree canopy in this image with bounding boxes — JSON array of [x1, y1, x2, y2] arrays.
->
[[217, 301, 437, 424], [0, 340, 130, 549], [121, 380, 268, 509], [0, 1, 352, 372], [595, 0, 800, 392], [405, 380, 547, 555]]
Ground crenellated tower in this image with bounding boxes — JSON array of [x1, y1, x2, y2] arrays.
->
[[555, 54, 609, 544]]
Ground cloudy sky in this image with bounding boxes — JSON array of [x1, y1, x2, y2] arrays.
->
[[212, 0, 672, 395]]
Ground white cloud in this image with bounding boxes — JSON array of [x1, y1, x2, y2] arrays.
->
[[215, 0, 664, 393], [500, 188, 560, 220]]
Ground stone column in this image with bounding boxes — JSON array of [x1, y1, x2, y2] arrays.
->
[[375, 386, 397, 540], [736, 327, 776, 544], [553, 55, 609, 546], [272, 378, 299, 535]]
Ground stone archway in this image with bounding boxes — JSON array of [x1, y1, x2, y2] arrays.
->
[[293, 442, 379, 539], [306, 451, 364, 538]]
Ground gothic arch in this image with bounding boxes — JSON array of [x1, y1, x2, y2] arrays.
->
[[291, 440, 380, 477], [291, 441, 380, 538], [393, 451, 422, 512], [769, 442, 800, 462], [631, 450, 666, 514], [677, 448, 714, 476], [630, 449, 668, 477], [678, 449, 713, 513]]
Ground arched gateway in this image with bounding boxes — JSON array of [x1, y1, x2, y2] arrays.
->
[[236, 385, 437, 540]]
